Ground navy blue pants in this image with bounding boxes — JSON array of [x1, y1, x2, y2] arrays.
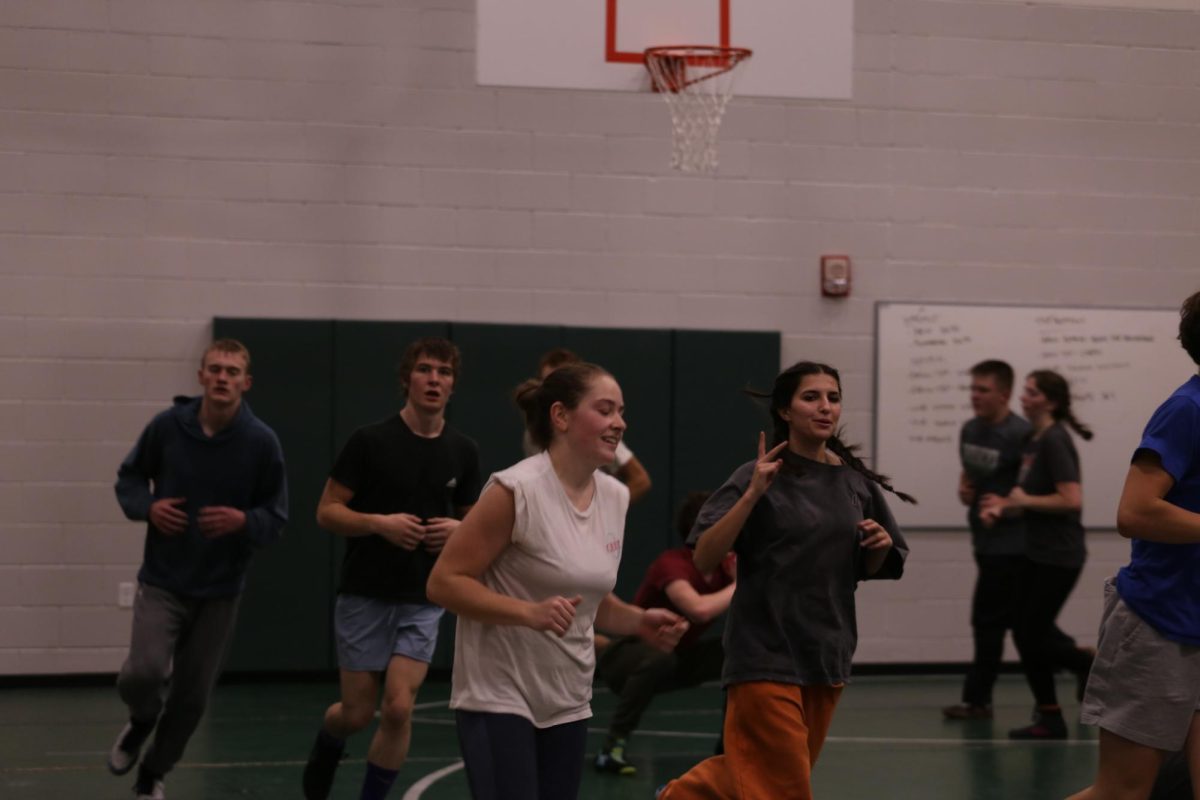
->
[[455, 710, 588, 800]]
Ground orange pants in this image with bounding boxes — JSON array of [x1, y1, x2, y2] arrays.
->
[[659, 681, 843, 800]]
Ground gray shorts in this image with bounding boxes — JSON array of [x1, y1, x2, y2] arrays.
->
[[1079, 579, 1200, 751], [334, 595, 444, 672]]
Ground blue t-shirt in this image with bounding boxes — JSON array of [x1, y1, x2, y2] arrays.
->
[[1115, 375, 1200, 646]]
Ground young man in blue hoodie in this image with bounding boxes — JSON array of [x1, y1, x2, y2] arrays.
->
[[109, 338, 288, 800]]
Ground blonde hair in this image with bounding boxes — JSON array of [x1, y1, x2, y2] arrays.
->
[[202, 339, 252, 372]]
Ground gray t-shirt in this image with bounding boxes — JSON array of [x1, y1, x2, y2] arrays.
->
[[688, 451, 908, 687], [1017, 423, 1085, 568], [960, 413, 1031, 556]]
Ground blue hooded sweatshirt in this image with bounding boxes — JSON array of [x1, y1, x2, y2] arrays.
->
[[115, 395, 288, 598]]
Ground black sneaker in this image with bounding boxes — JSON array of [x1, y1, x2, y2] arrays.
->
[[107, 719, 155, 776], [1008, 708, 1067, 740], [594, 740, 637, 776], [133, 764, 165, 800], [302, 731, 346, 800]]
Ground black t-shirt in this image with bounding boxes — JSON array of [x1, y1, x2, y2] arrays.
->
[[1017, 423, 1085, 568], [331, 414, 482, 603], [960, 413, 1031, 555]]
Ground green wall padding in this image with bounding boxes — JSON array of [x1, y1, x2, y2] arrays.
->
[[671, 330, 780, 513], [211, 318, 779, 675], [332, 322, 451, 453], [669, 330, 779, 644], [561, 327, 674, 601], [213, 318, 336, 672], [446, 323, 560, 479]]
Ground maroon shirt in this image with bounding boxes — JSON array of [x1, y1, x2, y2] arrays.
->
[[633, 546, 735, 649]]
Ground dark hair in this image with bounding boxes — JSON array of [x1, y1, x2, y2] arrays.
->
[[1180, 290, 1200, 366], [515, 362, 612, 450], [1028, 369, 1094, 441], [397, 337, 461, 394], [675, 491, 711, 544], [970, 359, 1015, 393], [202, 338, 252, 373], [538, 347, 582, 376], [746, 361, 916, 504]]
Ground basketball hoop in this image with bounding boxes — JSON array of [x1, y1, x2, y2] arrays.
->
[[644, 45, 752, 173]]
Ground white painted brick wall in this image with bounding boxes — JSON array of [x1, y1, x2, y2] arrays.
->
[[0, 0, 1196, 674]]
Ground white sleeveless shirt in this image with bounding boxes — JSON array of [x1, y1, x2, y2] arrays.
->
[[449, 452, 630, 728]]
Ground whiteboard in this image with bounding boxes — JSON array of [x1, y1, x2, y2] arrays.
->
[[874, 302, 1193, 530]]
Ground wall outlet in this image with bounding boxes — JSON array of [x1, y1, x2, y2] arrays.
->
[[117, 582, 135, 608]]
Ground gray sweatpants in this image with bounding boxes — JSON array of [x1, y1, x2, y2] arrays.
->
[[117, 583, 241, 776]]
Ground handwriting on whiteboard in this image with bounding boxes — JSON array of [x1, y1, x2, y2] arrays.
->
[[899, 310, 1156, 445]]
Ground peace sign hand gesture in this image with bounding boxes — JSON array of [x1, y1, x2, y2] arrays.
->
[[747, 432, 788, 500]]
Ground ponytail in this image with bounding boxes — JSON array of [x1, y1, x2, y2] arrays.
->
[[513, 377, 546, 447], [1028, 369, 1094, 442], [1061, 410, 1094, 441]]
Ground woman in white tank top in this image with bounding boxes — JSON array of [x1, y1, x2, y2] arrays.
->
[[427, 362, 688, 800]]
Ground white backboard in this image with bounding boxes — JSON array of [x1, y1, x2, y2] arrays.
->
[[477, 0, 853, 100]]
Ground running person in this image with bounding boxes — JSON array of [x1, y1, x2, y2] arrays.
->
[[1068, 289, 1200, 799], [979, 369, 1095, 739], [427, 362, 687, 800], [657, 361, 912, 800], [944, 359, 1032, 720], [302, 337, 482, 800], [109, 339, 288, 800]]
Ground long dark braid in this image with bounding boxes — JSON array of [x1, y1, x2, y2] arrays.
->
[[745, 361, 917, 505], [826, 431, 917, 504], [1029, 369, 1094, 441]]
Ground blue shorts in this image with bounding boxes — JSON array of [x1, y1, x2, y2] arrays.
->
[[334, 595, 444, 671]]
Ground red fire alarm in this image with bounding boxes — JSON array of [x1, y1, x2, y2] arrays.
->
[[820, 255, 851, 297]]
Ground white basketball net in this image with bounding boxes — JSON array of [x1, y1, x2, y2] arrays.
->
[[645, 46, 752, 173]]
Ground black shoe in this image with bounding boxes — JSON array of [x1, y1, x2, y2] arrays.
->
[[594, 740, 637, 776], [107, 719, 155, 776], [302, 731, 345, 800], [1008, 708, 1067, 740], [133, 764, 165, 800]]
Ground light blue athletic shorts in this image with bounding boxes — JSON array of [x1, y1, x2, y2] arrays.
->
[[334, 595, 444, 671], [1080, 578, 1200, 751]]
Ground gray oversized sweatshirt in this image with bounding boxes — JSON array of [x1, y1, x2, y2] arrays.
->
[[690, 450, 908, 687]]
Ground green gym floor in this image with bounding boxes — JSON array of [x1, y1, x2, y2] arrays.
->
[[0, 674, 1097, 799]]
